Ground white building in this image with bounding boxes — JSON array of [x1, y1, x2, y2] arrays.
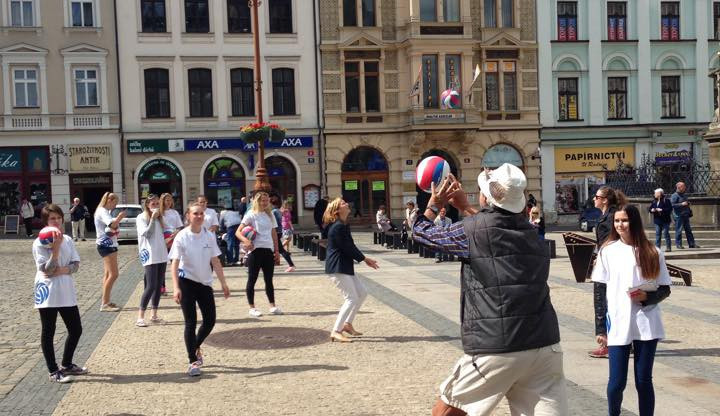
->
[[117, 0, 322, 224]]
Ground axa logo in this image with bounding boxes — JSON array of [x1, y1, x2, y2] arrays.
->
[[281, 138, 302, 147], [195, 140, 219, 150]]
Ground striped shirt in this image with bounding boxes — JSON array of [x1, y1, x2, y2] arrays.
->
[[413, 215, 469, 258]]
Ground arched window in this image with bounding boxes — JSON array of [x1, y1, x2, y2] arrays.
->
[[482, 144, 524, 168], [341, 147, 389, 221], [203, 157, 245, 209]]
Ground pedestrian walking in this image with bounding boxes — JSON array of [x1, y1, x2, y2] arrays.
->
[[322, 198, 379, 343], [313, 195, 329, 232], [160, 193, 184, 293], [671, 182, 699, 249], [20, 198, 35, 237], [196, 195, 219, 233], [69, 198, 88, 241], [589, 186, 627, 359], [649, 188, 672, 252], [135, 194, 169, 327], [591, 204, 672, 416], [529, 206, 545, 241], [281, 201, 294, 255], [170, 202, 230, 377], [413, 164, 567, 416], [236, 192, 283, 317], [433, 207, 452, 263], [220, 205, 243, 266], [33, 204, 88, 383], [94, 192, 126, 312], [271, 198, 296, 273]]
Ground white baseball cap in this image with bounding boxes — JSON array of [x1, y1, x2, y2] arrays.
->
[[477, 163, 527, 214]]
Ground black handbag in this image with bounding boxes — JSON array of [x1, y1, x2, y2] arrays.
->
[[688, 208, 693, 218]]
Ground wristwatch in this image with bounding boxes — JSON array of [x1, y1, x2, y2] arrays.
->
[[427, 204, 439, 215]]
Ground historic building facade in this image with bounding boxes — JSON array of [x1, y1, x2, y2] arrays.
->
[[538, 0, 716, 223], [117, 0, 322, 225], [319, 0, 541, 223], [0, 0, 121, 227]]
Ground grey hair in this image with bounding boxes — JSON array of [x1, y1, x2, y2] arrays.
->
[[654, 188, 664, 194]]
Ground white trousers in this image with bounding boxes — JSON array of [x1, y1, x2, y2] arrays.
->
[[71, 219, 85, 239], [329, 273, 367, 332]]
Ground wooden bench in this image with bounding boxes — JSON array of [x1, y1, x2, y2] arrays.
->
[[317, 239, 328, 261]]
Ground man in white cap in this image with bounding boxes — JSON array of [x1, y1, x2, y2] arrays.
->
[[413, 163, 567, 416]]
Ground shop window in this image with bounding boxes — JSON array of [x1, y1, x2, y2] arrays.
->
[[227, 0, 251, 33], [269, 0, 292, 33], [557, 1, 577, 41], [444, 0, 460, 22], [185, 0, 209, 33], [75, 69, 98, 107], [10, 0, 34, 26], [607, 77, 627, 119], [231, 68, 254, 116], [13, 68, 38, 108], [203, 157, 245, 209], [607, 2, 626, 40], [420, 0, 436, 22], [141, 0, 166, 32], [137, 159, 183, 211], [188, 68, 213, 117], [422, 55, 439, 108], [144, 68, 171, 118], [661, 75, 680, 118], [558, 77, 579, 121], [272, 68, 295, 115], [660, 2, 679, 40], [71, 0, 94, 27]]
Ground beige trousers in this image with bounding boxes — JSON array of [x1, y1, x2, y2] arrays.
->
[[438, 343, 568, 416]]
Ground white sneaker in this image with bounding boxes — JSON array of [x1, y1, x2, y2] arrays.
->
[[285, 266, 296, 273], [100, 304, 120, 312], [135, 319, 147, 327], [269, 306, 283, 315], [249, 308, 263, 317]]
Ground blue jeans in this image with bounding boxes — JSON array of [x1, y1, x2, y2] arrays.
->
[[654, 223, 671, 250], [674, 215, 696, 247], [608, 339, 658, 416], [226, 224, 240, 264]]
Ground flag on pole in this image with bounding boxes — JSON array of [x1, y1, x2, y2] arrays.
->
[[409, 66, 422, 97], [467, 64, 481, 100]]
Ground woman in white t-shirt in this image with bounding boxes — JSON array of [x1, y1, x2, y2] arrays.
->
[[94, 192, 126, 312], [33, 204, 88, 383], [160, 193, 185, 294], [169, 202, 230, 377], [236, 192, 281, 318], [591, 204, 672, 416], [135, 194, 169, 327]]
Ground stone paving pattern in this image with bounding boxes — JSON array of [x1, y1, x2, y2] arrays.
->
[[0, 232, 718, 415]]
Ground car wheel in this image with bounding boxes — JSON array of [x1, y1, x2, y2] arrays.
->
[[580, 220, 589, 232]]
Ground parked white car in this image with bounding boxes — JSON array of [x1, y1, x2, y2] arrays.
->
[[111, 204, 142, 242]]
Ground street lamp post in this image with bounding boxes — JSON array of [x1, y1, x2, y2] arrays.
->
[[250, 0, 271, 193]]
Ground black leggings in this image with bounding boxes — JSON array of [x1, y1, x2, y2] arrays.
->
[[24, 217, 33, 236], [277, 231, 294, 267], [178, 278, 216, 364], [247, 248, 275, 305], [140, 262, 166, 311], [39, 306, 82, 373]]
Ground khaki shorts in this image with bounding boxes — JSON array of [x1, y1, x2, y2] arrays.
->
[[439, 343, 568, 416]]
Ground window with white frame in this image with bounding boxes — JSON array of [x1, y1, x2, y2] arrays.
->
[[74, 69, 98, 107], [272, 68, 295, 115], [70, 0, 94, 27], [13, 68, 38, 107], [607, 76, 627, 119], [558, 77, 579, 120], [10, 0, 35, 26], [661, 75, 680, 118]]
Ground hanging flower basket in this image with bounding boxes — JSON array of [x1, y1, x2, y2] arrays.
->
[[240, 122, 287, 143]]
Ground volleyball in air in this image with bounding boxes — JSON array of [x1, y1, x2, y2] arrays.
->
[[440, 89, 461, 109], [240, 225, 257, 241], [416, 156, 451, 193], [38, 226, 62, 246]]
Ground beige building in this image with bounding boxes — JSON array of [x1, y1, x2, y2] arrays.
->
[[117, 0, 322, 226], [0, 0, 121, 225], [320, 0, 540, 222]]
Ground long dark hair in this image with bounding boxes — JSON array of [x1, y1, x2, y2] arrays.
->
[[597, 186, 627, 209], [603, 204, 660, 279]]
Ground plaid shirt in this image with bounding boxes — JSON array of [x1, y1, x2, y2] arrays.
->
[[412, 216, 469, 258]]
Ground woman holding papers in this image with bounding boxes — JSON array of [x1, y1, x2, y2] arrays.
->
[[591, 204, 671, 416]]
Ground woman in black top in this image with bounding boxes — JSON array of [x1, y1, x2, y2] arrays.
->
[[323, 198, 378, 343]]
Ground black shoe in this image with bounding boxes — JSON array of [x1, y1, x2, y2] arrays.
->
[[81, 238, 86, 241], [676, 245, 684, 249], [666, 247, 672, 252], [435, 258, 442, 263], [689, 244, 700, 249]]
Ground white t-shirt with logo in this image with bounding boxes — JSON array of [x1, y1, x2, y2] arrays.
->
[[32, 235, 80, 308], [203, 207, 219, 230], [591, 240, 672, 346], [241, 210, 278, 250], [168, 227, 222, 287], [163, 209, 184, 231], [136, 213, 169, 266], [94, 207, 118, 248]]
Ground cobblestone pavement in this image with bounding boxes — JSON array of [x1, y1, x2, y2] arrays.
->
[[0, 240, 139, 406], [0, 231, 718, 415]]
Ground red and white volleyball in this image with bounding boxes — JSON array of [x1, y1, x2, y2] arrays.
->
[[416, 156, 451, 193], [240, 225, 257, 241], [441, 89, 461, 109], [38, 226, 62, 246]]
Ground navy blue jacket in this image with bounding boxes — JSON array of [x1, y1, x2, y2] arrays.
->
[[649, 198, 672, 225], [324, 221, 365, 275]]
